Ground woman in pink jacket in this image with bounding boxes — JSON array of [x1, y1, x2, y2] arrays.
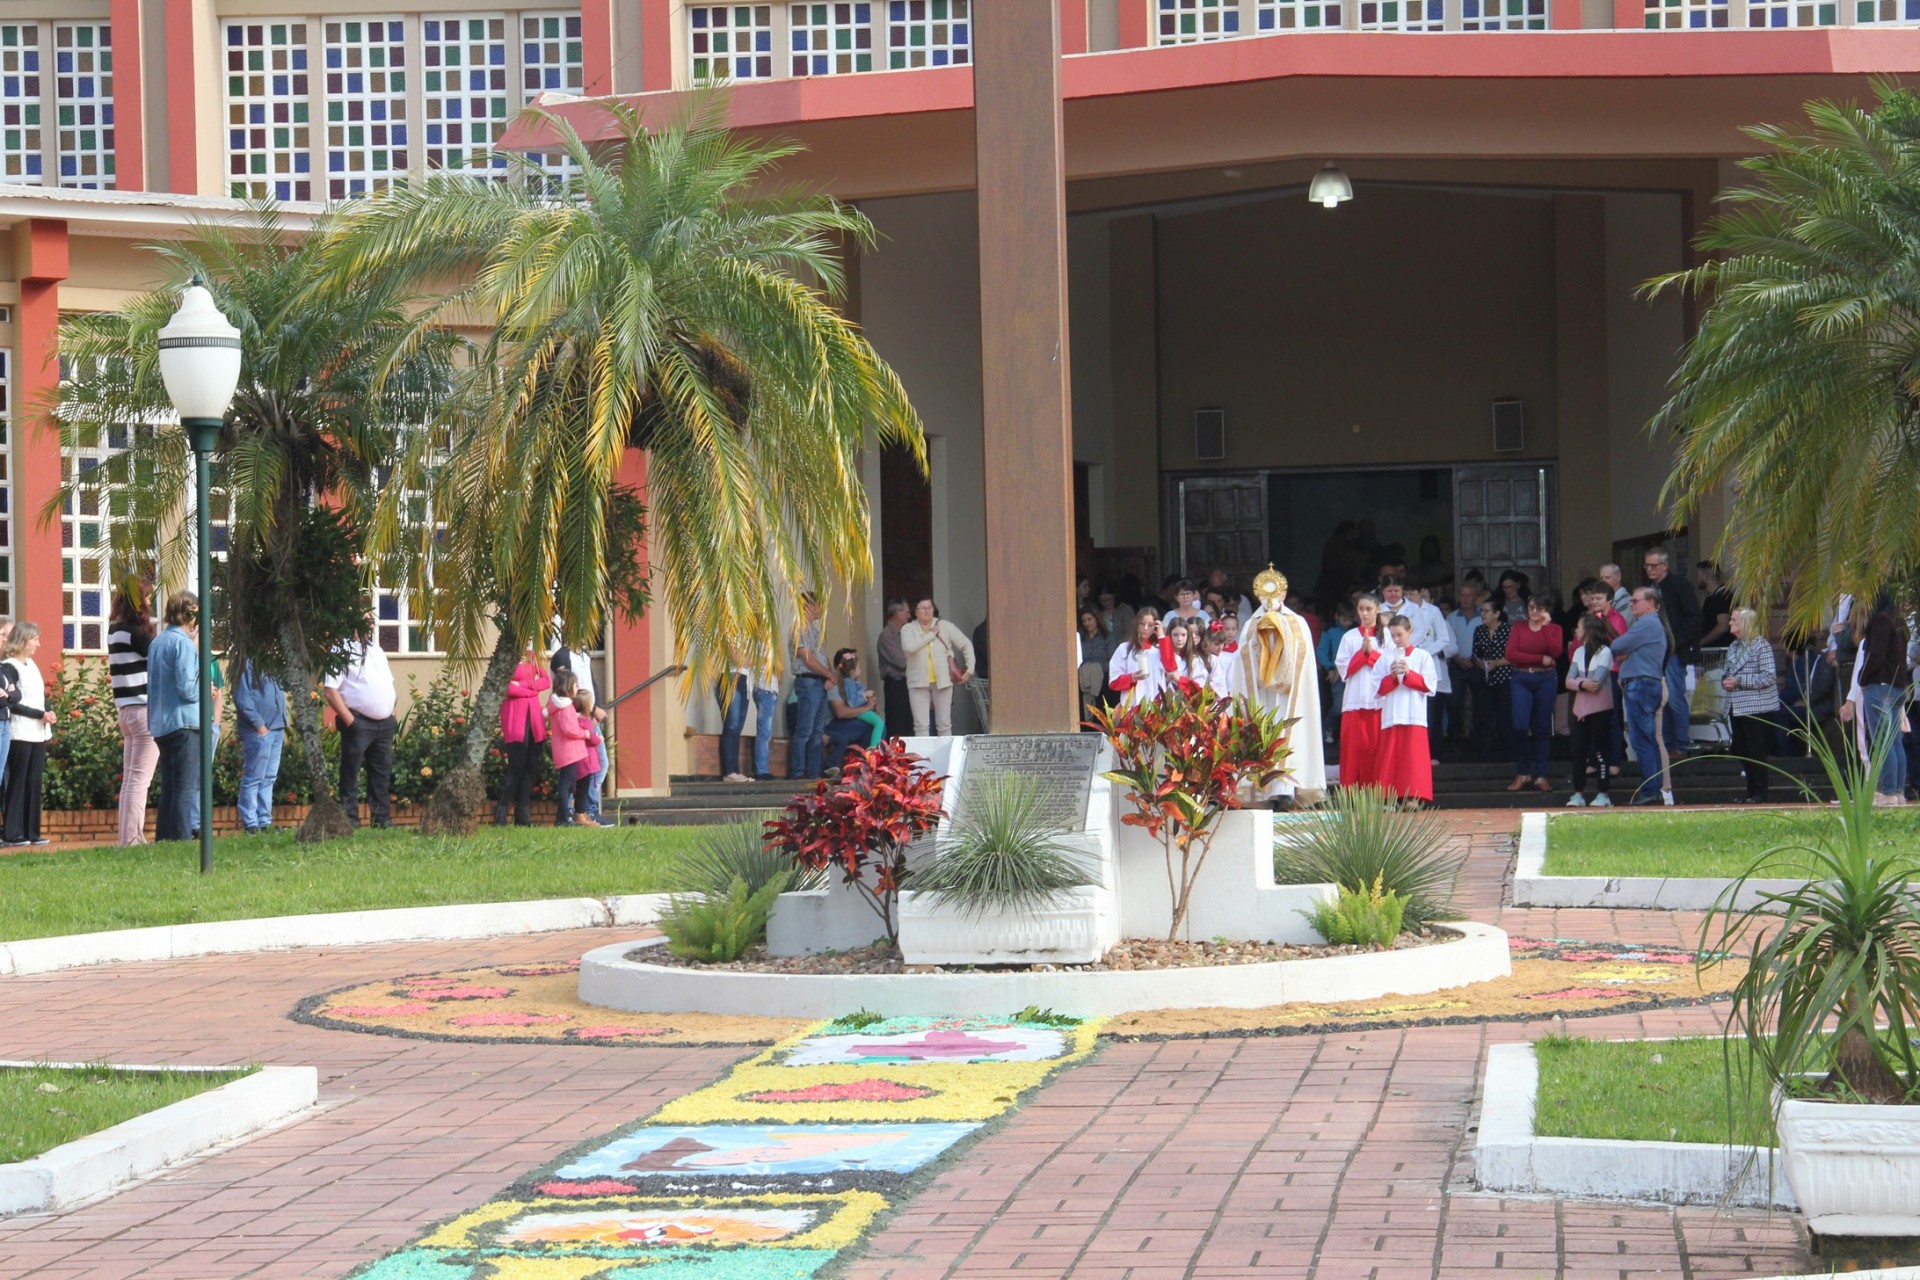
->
[[494, 643, 550, 827], [547, 670, 599, 826]]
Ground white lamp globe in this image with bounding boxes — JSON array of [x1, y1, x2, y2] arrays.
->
[[157, 280, 243, 429], [1308, 162, 1353, 209]]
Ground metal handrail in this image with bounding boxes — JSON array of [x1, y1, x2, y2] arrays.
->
[[604, 664, 687, 709]]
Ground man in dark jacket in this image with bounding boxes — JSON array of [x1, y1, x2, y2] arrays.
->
[[1643, 549, 1699, 754]]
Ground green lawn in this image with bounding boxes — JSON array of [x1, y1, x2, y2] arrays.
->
[[1, 1064, 256, 1164], [1540, 809, 1920, 879], [1533, 1035, 1774, 1147], [0, 824, 709, 942]]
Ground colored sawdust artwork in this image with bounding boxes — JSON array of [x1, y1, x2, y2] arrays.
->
[[293, 961, 809, 1047], [1105, 937, 1747, 1039], [348, 1015, 1101, 1279]]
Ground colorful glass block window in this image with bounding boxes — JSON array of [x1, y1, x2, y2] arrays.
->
[[53, 22, 113, 188], [1257, 0, 1343, 27], [1155, 0, 1242, 44], [790, 4, 873, 76], [324, 18, 408, 201], [886, 0, 968, 68], [1747, 0, 1835, 19], [423, 15, 510, 174], [1853, 0, 1919, 20], [225, 21, 312, 202], [1461, 0, 1549, 25], [60, 423, 126, 654], [689, 5, 775, 81], [1, 24, 43, 184], [1357, 0, 1445, 28], [520, 11, 584, 192], [0, 350, 13, 620], [1644, 0, 1729, 26]]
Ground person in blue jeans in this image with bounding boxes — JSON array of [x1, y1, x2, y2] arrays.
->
[[1642, 550, 1699, 755], [1612, 587, 1674, 805], [1503, 596, 1563, 793], [232, 659, 287, 834], [145, 591, 204, 842], [787, 593, 833, 779], [718, 651, 782, 782], [1858, 593, 1912, 803]]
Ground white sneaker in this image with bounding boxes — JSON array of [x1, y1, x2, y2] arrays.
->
[[722, 772, 751, 783], [1591, 794, 1614, 807], [1566, 794, 1587, 807], [1661, 790, 1676, 806]]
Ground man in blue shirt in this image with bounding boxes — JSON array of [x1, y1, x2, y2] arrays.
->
[[1611, 586, 1673, 806], [232, 660, 287, 834]]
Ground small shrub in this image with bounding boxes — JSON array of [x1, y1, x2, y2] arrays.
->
[[657, 872, 793, 962], [913, 773, 1095, 918], [1275, 784, 1462, 929], [1304, 874, 1406, 948], [828, 1009, 886, 1031], [678, 815, 822, 897], [1011, 1005, 1081, 1027]]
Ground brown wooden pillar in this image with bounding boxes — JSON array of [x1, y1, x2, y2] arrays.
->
[[973, 0, 1079, 734]]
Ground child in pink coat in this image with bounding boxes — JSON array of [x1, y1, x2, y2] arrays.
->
[[547, 670, 600, 826]]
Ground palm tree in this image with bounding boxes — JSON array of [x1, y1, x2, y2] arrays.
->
[[48, 205, 458, 841], [1647, 87, 1920, 633], [325, 95, 925, 700]]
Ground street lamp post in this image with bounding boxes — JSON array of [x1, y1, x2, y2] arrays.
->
[[157, 279, 242, 875]]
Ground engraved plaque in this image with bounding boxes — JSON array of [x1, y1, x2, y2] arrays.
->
[[952, 734, 1101, 832]]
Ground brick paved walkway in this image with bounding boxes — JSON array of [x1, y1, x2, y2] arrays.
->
[[0, 814, 1810, 1279]]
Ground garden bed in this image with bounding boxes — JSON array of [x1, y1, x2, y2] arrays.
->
[[641, 930, 1454, 975], [1, 1064, 255, 1166]]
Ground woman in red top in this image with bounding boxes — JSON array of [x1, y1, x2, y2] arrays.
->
[[493, 643, 550, 827], [1504, 595, 1565, 793]]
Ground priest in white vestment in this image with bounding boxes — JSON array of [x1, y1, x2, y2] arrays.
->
[[1236, 565, 1327, 806]]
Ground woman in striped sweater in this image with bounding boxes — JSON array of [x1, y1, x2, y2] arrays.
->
[[1720, 607, 1780, 803], [108, 583, 160, 845]]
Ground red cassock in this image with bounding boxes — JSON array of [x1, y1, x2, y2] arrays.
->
[[1339, 640, 1382, 790], [1375, 660, 1434, 802]]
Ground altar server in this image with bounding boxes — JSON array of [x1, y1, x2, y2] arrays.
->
[[1333, 594, 1386, 790], [1109, 609, 1173, 708], [1375, 612, 1438, 805], [1201, 621, 1239, 699]]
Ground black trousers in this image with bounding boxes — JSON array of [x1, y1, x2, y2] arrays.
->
[[1732, 713, 1773, 800], [1568, 710, 1613, 796], [1, 739, 46, 843], [154, 728, 198, 842], [338, 713, 396, 827], [494, 738, 534, 826], [882, 675, 911, 739]]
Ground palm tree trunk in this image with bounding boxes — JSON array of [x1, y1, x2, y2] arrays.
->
[[283, 620, 354, 844], [419, 613, 518, 836]]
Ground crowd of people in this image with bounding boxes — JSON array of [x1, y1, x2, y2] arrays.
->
[[1068, 553, 1918, 808]]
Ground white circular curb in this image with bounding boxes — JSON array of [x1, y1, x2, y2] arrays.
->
[[577, 921, 1511, 1019]]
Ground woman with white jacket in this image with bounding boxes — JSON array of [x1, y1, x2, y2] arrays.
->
[[900, 598, 976, 736], [1108, 608, 1175, 708]]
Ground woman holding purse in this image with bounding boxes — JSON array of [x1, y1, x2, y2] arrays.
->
[[900, 597, 976, 737]]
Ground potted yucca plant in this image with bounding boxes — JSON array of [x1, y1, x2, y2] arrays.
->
[[1700, 723, 1920, 1237]]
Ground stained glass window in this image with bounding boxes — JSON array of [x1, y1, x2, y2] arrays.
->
[[886, 0, 968, 68], [53, 22, 113, 187], [1461, 0, 1550, 25], [1, 24, 43, 184], [423, 15, 510, 175], [60, 422, 126, 654], [1156, 0, 1242, 43], [520, 11, 584, 191], [324, 18, 408, 201], [790, 3, 873, 76], [0, 350, 13, 620], [689, 5, 775, 81], [1853, 0, 1919, 20], [1358, 0, 1446, 28], [1643, 0, 1729, 26], [225, 21, 312, 201], [1257, 0, 1344, 27]]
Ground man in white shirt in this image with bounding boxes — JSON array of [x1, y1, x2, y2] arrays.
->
[[1378, 575, 1456, 756], [322, 623, 399, 829], [552, 627, 613, 825]]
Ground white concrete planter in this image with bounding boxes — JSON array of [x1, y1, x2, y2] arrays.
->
[[1473, 1042, 1792, 1209], [1778, 1092, 1920, 1236], [897, 885, 1108, 966], [1511, 812, 1803, 911], [0, 1063, 318, 1216], [579, 921, 1510, 1019]]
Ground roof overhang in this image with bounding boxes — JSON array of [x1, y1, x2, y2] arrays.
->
[[0, 185, 325, 238]]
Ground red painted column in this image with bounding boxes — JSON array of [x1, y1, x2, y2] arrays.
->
[[1118, 0, 1150, 46], [1613, 0, 1644, 25], [109, 0, 145, 190], [640, 0, 673, 91], [165, 0, 200, 193], [1062, 0, 1090, 52], [581, 0, 615, 94], [16, 221, 69, 665], [609, 447, 655, 792]]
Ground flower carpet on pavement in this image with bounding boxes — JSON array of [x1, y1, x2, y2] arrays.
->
[[348, 1014, 1101, 1279], [293, 961, 811, 1047]]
